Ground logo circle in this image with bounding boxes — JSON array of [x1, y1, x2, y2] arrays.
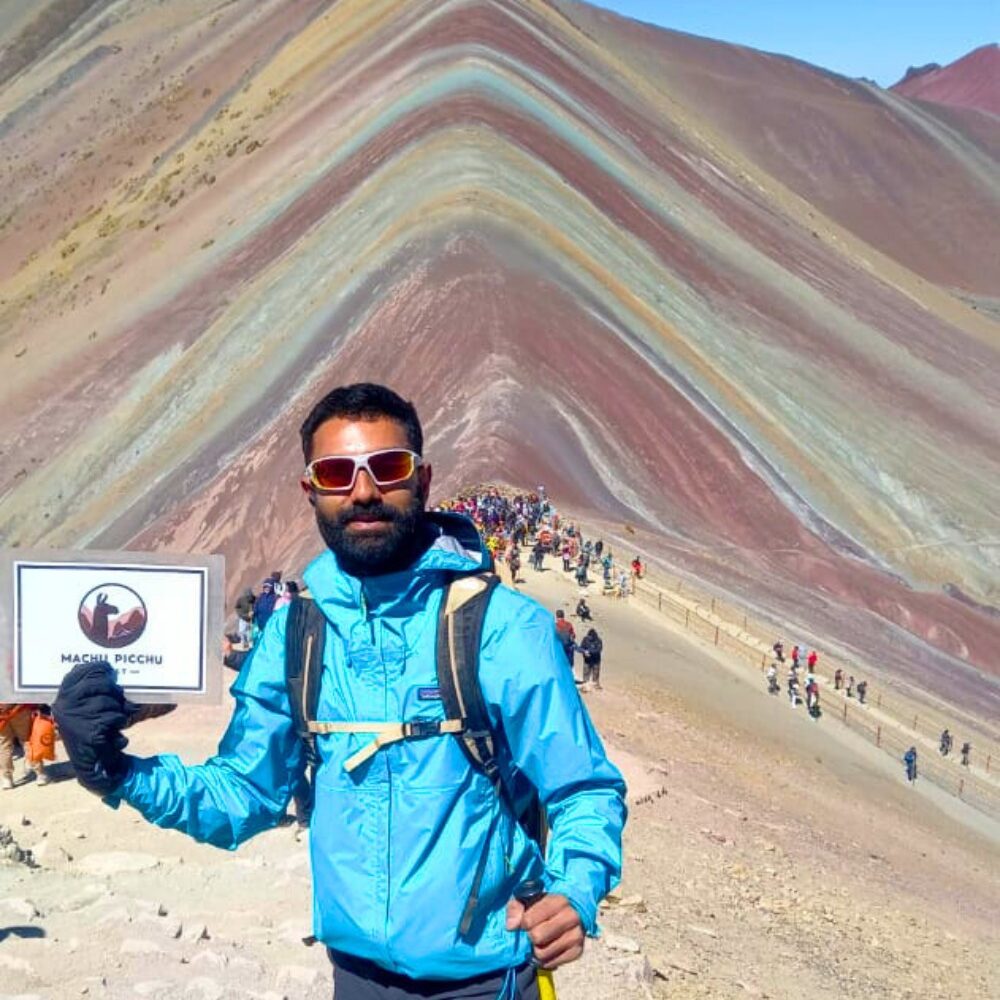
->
[[78, 583, 148, 649]]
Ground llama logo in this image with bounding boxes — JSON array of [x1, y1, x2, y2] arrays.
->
[[78, 584, 148, 649]]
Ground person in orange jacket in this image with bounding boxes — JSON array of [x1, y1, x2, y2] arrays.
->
[[0, 704, 49, 789]]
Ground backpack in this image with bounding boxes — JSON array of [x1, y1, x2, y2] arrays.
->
[[284, 570, 545, 937]]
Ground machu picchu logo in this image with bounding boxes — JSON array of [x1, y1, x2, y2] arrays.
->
[[78, 584, 148, 649]]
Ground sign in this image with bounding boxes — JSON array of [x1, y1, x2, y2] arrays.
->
[[1, 549, 225, 703]]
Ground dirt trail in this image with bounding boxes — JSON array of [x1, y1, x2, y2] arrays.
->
[[1, 561, 998, 999]]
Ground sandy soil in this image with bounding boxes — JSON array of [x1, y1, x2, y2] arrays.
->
[[2, 562, 998, 1000]]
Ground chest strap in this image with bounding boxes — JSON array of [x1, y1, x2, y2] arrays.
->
[[307, 718, 465, 773]]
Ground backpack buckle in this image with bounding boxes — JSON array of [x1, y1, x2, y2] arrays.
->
[[404, 719, 442, 739]]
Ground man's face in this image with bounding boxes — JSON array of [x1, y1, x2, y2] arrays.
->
[[302, 416, 433, 576]]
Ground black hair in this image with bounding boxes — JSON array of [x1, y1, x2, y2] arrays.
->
[[300, 383, 423, 460]]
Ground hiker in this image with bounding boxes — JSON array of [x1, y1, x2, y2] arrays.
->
[[846, 675, 855, 698], [806, 678, 820, 718], [575, 558, 588, 588], [787, 670, 799, 707], [253, 578, 278, 631], [580, 629, 603, 690], [766, 662, 779, 695], [234, 588, 255, 647], [939, 729, 953, 756], [961, 742, 972, 767], [807, 649, 818, 671], [856, 680, 868, 705], [561, 543, 572, 572], [834, 668, 843, 691], [594, 539, 603, 559], [1, 704, 50, 789], [576, 597, 593, 622], [904, 746, 918, 783], [617, 569, 629, 599], [772, 640, 784, 663], [791, 644, 800, 669], [274, 580, 300, 611], [531, 539, 545, 572], [52, 382, 626, 999], [630, 556, 642, 579], [554, 610, 576, 671], [509, 545, 521, 584]]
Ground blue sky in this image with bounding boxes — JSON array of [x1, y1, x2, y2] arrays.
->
[[591, 1, 998, 86]]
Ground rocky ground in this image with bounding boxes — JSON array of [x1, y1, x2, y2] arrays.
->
[[2, 565, 998, 1000]]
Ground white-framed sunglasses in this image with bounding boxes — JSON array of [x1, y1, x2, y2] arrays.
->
[[303, 448, 422, 493]]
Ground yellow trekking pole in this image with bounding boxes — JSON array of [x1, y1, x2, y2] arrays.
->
[[517, 880, 558, 1000]]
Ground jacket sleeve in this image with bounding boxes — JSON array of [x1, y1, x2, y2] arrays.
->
[[104, 609, 304, 850], [479, 591, 627, 933]]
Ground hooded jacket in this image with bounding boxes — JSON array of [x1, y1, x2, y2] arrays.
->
[[107, 513, 626, 980]]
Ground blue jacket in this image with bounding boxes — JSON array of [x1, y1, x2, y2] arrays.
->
[[107, 516, 626, 980]]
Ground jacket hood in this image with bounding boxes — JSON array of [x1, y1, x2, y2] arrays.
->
[[302, 511, 490, 615]]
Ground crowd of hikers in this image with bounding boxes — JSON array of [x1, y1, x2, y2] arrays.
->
[[223, 486, 633, 696]]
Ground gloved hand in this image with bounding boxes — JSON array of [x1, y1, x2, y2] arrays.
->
[[52, 661, 137, 796]]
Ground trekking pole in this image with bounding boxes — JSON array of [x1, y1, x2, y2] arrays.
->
[[516, 880, 557, 1000]]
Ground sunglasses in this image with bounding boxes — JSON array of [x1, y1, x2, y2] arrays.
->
[[303, 448, 422, 493]]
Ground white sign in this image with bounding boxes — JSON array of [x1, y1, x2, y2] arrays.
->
[[1, 550, 225, 703]]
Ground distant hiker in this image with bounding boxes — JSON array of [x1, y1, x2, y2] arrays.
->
[[268, 570, 285, 597], [234, 587, 255, 646], [807, 649, 818, 671], [856, 680, 868, 705], [52, 383, 625, 996], [904, 747, 918, 783], [554, 610, 576, 670], [576, 597, 593, 622], [630, 556, 643, 579], [252, 578, 278, 631], [575, 559, 588, 587], [772, 641, 785, 663], [791, 644, 800, 669], [274, 580, 300, 610], [222, 633, 249, 673], [580, 629, 603, 689], [617, 569, 629, 599], [509, 546, 521, 583], [562, 543, 572, 572], [961, 742, 972, 767], [806, 678, 820, 718], [939, 729, 953, 756], [787, 670, 799, 707], [766, 662, 780, 695], [846, 675, 855, 698], [1, 704, 49, 789], [834, 668, 844, 691], [531, 539, 545, 572], [594, 539, 603, 558]]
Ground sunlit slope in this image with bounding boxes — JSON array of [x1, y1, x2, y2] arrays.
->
[[0, 0, 998, 704]]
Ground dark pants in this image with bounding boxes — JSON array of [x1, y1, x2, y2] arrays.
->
[[330, 952, 539, 999]]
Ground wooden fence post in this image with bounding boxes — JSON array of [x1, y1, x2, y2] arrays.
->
[[743, 614, 748, 631], [876, 693, 881, 709], [876, 726, 881, 747], [987, 755, 991, 774], [658, 593, 662, 611], [842, 702, 848, 722], [711, 598, 716, 614], [714, 626, 719, 646], [685, 609, 690, 628], [913, 715, 918, 730], [958, 778, 964, 799]]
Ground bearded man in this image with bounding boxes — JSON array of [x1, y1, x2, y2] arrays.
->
[[53, 383, 626, 1000]]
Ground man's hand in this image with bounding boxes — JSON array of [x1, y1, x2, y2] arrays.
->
[[52, 661, 136, 796], [506, 893, 585, 969]]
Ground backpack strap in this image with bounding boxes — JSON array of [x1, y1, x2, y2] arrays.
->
[[285, 596, 327, 778], [435, 572, 503, 787]]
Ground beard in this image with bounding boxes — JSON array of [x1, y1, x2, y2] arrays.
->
[[315, 489, 428, 577]]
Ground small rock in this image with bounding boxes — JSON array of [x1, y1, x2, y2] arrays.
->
[[185, 922, 210, 943], [603, 932, 642, 953]]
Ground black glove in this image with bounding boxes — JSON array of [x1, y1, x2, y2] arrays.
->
[[52, 661, 137, 796]]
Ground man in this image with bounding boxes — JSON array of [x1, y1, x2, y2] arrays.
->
[[904, 746, 918, 783], [53, 383, 626, 999], [579, 630, 603, 691]]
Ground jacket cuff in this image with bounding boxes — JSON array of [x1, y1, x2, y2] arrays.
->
[[544, 878, 599, 936]]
